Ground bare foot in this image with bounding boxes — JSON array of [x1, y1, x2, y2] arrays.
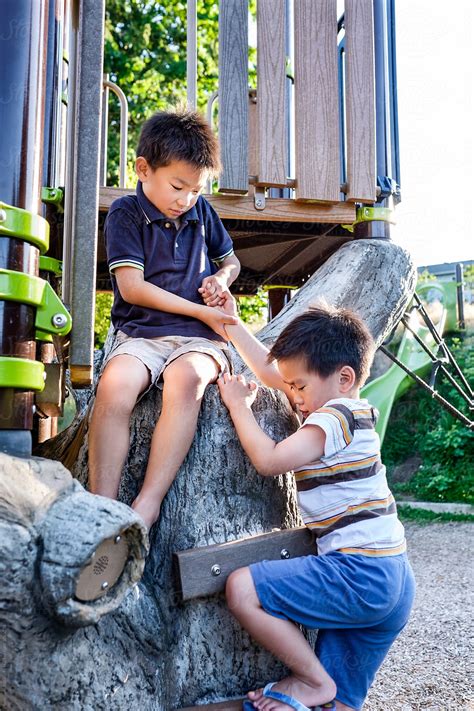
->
[[247, 675, 336, 710], [131, 495, 161, 530]]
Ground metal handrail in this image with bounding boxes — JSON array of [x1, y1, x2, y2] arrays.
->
[[206, 90, 219, 193], [102, 77, 129, 188]]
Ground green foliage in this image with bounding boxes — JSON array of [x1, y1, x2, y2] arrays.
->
[[238, 289, 268, 327], [397, 505, 474, 524], [104, 0, 257, 186], [104, 0, 220, 185], [94, 292, 114, 348], [463, 263, 474, 291], [417, 269, 436, 284], [383, 333, 474, 504]]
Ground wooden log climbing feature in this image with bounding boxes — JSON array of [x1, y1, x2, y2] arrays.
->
[[256, 0, 287, 187], [294, 0, 340, 203], [174, 526, 314, 601], [179, 701, 245, 711], [218, 0, 249, 194], [344, 0, 376, 202]]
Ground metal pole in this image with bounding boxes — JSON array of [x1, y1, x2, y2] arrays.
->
[[187, 0, 198, 108], [62, 0, 79, 309], [66, 0, 105, 387], [103, 79, 129, 188], [456, 263, 465, 330], [0, 0, 50, 454], [368, 0, 396, 239], [100, 74, 110, 187]]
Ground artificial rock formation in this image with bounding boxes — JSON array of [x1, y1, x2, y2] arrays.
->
[[2, 240, 416, 709]]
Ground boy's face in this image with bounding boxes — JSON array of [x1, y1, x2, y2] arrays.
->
[[135, 158, 208, 219], [278, 357, 357, 419]]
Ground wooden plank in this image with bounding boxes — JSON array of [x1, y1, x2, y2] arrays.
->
[[294, 0, 340, 202], [178, 700, 245, 711], [174, 527, 314, 601], [218, 0, 248, 194], [257, 0, 287, 187], [344, 0, 376, 202], [99, 188, 356, 224]]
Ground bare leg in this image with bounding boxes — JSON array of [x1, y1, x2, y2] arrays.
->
[[131, 352, 219, 528], [226, 568, 337, 711], [88, 355, 150, 498]]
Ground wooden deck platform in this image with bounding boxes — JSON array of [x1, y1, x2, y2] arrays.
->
[[99, 188, 356, 224], [97, 188, 355, 293]]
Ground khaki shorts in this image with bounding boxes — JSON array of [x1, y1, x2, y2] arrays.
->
[[102, 330, 232, 396]]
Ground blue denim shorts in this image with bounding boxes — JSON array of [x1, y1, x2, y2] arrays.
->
[[249, 551, 416, 710]]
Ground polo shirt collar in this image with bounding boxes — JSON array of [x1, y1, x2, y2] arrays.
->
[[136, 180, 199, 224]]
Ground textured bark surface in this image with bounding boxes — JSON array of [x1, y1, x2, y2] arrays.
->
[[4, 240, 416, 709]]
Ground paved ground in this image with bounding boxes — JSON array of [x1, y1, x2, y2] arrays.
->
[[366, 522, 474, 710]]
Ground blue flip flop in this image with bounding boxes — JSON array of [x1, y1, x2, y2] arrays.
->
[[242, 681, 336, 711]]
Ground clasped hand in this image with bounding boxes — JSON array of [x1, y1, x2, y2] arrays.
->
[[198, 274, 229, 308], [217, 372, 258, 410]]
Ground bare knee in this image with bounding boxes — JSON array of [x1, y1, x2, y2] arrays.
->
[[226, 567, 259, 616], [163, 357, 217, 402], [94, 357, 149, 418]]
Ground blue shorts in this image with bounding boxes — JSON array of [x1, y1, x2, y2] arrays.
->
[[249, 551, 416, 710]]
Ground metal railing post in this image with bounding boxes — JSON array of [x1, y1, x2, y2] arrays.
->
[[187, 0, 198, 108], [64, 0, 105, 386]]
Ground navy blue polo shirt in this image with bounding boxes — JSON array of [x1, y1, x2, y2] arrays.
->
[[105, 181, 234, 341]]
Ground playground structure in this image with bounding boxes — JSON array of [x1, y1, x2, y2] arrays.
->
[[0, 2, 472, 709], [362, 280, 459, 443], [1, 0, 400, 457]]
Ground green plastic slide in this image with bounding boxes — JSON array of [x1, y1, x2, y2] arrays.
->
[[361, 281, 458, 444]]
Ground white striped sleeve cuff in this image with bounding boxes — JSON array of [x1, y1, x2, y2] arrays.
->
[[109, 258, 144, 273], [212, 248, 234, 264]]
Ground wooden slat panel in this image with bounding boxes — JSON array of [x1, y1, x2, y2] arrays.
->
[[345, 0, 376, 202], [294, 0, 340, 202], [218, 0, 248, 194], [257, 0, 287, 186], [174, 527, 314, 601], [99, 188, 356, 224]]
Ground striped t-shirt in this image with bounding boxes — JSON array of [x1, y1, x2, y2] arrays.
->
[[294, 398, 406, 557]]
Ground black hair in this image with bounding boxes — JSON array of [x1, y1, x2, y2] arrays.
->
[[136, 108, 221, 174], [268, 303, 375, 385]]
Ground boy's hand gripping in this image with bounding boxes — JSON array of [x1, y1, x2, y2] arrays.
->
[[198, 274, 229, 308], [217, 373, 258, 411], [200, 307, 237, 340]]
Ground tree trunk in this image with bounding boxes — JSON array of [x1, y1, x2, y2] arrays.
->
[[3, 240, 416, 709]]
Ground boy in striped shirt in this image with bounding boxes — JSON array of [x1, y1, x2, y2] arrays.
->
[[216, 303, 415, 711]]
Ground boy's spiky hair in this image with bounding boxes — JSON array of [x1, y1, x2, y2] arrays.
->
[[268, 302, 375, 386], [136, 108, 221, 175]]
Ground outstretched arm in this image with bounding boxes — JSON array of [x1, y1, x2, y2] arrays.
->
[[218, 374, 325, 476], [213, 293, 292, 396]]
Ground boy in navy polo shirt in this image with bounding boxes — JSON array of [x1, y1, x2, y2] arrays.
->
[[88, 109, 240, 528]]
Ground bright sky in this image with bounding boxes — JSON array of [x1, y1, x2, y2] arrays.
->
[[395, 1, 473, 266]]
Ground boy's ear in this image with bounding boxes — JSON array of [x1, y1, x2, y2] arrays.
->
[[338, 366, 356, 392], [136, 156, 151, 181]]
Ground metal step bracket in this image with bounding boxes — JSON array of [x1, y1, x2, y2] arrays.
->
[[342, 206, 395, 233], [0, 269, 72, 342]]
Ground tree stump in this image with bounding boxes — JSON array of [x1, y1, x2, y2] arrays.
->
[[3, 240, 416, 709]]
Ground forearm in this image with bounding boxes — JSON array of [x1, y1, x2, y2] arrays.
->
[[214, 254, 240, 287], [225, 320, 285, 390], [227, 404, 282, 477], [120, 278, 205, 320]]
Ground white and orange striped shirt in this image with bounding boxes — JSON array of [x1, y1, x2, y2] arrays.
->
[[295, 398, 406, 557]]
